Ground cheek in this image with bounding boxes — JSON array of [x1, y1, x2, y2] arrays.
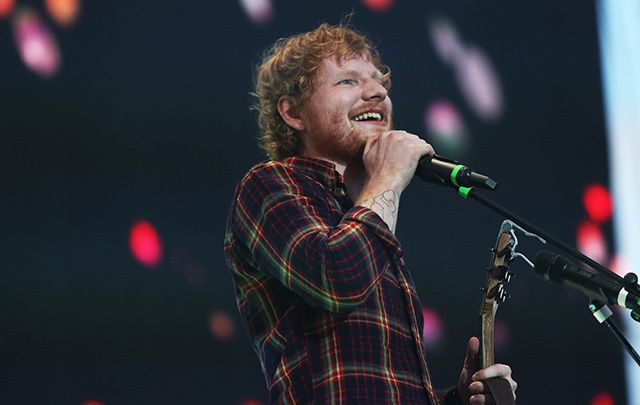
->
[[321, 104, 348, 128]]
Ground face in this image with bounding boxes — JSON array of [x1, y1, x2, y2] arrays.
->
[[298, 55, 393, 167]]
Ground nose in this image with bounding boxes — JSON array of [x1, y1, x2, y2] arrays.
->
[[362, 78, 387, 101]]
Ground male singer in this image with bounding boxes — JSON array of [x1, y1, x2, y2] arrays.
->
[[224, 23, 517, 404]]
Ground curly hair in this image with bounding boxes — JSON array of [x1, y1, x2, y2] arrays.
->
[[252, 23, 391, 160]]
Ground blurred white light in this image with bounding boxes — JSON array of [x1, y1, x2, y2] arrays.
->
[[455, 46, 504, 122], [239, 0, 273, 25], [428, 17, 465, 65]]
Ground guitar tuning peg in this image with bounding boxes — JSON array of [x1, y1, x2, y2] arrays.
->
[[504, 271, 515, 283], [489, 248, 497, 253], [497, 287, 509, 303]]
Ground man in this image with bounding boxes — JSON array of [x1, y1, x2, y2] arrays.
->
[[225, 23, 517, 404]]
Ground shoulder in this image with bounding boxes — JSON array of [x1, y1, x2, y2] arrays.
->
[[232, 160, 320, 211], [240, 160, 291, 184], [227, 160, 308, 232], [237, 160, 298, 196]]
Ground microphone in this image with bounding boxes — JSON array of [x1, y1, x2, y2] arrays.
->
[[416, 154, 498, 190], [533, 251, 640, 312]]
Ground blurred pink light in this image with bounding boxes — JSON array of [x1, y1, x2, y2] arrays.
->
[[209, 310, 236, 341], [428, 17, 465, 65], [0, 0, 15, 19], [239, 399, 264, 405], [583, 183, 613, 223], [82, 401, 105, 405], [12, 9, 62, 79], [576, 220, 607, 265], [129, 220, 163, 268], [455, 46, 504, 122], [421, 307, 444, 348], [609, 254, 629, 278], [494, 320, 511, 351], [45, 0, 81, 27], [239, 0, 273, 25], [425, 100, 465, 137], [591, 391, 615, 405], [361, 0, 394, 13], [424, 100, 469, 158]]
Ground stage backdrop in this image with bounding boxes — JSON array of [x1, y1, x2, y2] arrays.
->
[[1, 1, 632, 404]]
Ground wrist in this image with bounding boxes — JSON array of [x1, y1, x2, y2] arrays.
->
[[353, 186, 401, 234], [355, 180, 401, 205]]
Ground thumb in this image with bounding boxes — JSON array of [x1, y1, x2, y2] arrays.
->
[[463, 336, 481, 375]]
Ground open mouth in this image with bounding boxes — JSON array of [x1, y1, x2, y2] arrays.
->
[[351, 111, 384, 123]]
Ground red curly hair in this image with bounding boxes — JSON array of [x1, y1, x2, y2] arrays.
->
[[252, 23, 391, 160]]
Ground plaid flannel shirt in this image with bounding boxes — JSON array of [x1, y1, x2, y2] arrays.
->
[[225, 157, 457, 404]]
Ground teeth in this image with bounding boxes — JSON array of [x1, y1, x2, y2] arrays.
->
[[353, 112, 382, 121]]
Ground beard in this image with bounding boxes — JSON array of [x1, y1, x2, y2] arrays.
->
[[302, 106, 393, 166]]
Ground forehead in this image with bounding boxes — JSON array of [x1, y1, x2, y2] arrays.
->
[[316, 54, 382, 80]]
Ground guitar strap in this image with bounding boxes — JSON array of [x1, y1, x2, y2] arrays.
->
[[484, 377, 515, 405]]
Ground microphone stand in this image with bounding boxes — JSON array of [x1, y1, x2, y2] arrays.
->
[[589, 300, 640, 367], [452, 186, 640, 366], [457, 186, 640, 301]]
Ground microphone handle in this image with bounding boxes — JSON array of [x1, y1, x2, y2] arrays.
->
[[416, 155, 471, 188], [544, 254, 640, 311]]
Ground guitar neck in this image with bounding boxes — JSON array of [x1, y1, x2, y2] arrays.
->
[[480, 307, 496, 368], [479, 231, 513, 369]]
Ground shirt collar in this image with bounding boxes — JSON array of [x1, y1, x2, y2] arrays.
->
[[282, 156, 343, 190]]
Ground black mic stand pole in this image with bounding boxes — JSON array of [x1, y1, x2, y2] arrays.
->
[[589, 299, 640, 367]]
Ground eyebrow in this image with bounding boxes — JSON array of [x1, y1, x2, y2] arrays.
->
[[335, 70, 384, 81]]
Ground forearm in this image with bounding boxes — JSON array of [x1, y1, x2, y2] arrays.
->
[[354, 183, 401, 234], [240, 204, 399, 314], [234, 183, 401, 313]]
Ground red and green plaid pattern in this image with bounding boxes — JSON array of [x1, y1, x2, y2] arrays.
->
[[225, 157, 445, 404]]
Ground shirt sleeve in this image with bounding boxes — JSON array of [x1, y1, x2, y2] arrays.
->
[[229, 164, 402, 315]]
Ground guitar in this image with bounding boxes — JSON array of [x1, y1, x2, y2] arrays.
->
[[478, 220, 516, 405]]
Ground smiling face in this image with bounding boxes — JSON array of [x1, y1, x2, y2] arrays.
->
[[298, 55, 393, 169]]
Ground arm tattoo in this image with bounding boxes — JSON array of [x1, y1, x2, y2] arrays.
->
[[361, 189, 399, 232], [371, 189, 397, 216]]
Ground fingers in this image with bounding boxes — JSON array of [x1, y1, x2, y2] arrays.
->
[[468, 364, 518, 403], [471, 364, 512, 382], [360, 130, 434, 192], [468, 380, 517, 404], [469, 393, 496, 405], [364, 131, 423, 158], [363, 131, 380, 157]]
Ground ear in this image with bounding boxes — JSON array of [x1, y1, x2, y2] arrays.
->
[[277, 96, 306, 132]]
